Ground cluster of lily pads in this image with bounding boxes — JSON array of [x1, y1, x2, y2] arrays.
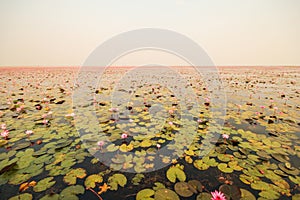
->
[[0, 67, 299, 200]]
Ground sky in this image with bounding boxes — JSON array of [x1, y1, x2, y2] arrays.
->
[[0, 0, 300, 66]]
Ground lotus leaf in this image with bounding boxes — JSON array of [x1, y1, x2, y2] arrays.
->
[[250, 181, 271, 191], [289, 176, 300, 184], [218, 163, 233, 173], [0, 158, 18, 174], [140, 139, 153, 147], [136, 189, 155, 200], [106, 144, 119, 152], [63, 168, 86, 185], [9, 173, 31, 185], [292, 194, 300, 200], [14, 142, 31, 151], [219, 184, 241, 200], [33, 177, 56, 192], [196, 192, 212, 200], [193, 159, 210, 170], [119, 143, 134, 152], [166, 166, 186, 183], [240, 189, 256, 200], [84, 174, 103, 188], [153, 182, 166, 191], [0, 139, 8, 147], [259, 190, 280, 199], [154, 189, 180, 200], [108, 173, 127, 190], [60, 185, 85, 200], [8, 193, 32, 200], [131, 173, 145, 185], [278, 163, 299, 176], [174, 182, 194, 197], [188, 180, 202, 193], [40, 194, 59, 200], [271, 153, 289, 163]]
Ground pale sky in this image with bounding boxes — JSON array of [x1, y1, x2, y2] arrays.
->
[[0, 0, 300, 66]]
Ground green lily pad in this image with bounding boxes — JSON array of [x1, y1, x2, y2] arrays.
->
[[240, 189, 256, 200], [271, 153, 289, 163], [14, 142, 31, 150], [34, 177, 56, 192], [0, 140, 8, 147], [153, 182, 166, 191], [174, 182, 194, 197], [292, 194, 300, 200], [108, 173, 127, 190], [63, 168, 87, 185], [166, 166, 186, 183], [154, 189, 180, 200], [60, 185, 85, 200], [259, 190, 280, 199], [136, 189, 155, 200], [278, 163, 299, 176], [131, 173, 145, 186], [0, 158, 18, 174], [84, 174, 103, 188], [218, 163, 234, 173], [196, 192, 212, 200], [40, 194, 59, 200], [193, 159, 210, 170], [9, 193, 32, 200]]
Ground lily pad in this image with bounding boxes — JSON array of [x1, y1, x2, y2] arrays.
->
[[63, 168, 87, 185], [240, 189, 256, 200], [60, 185, 85, 200], [136, 189, 155, 200], [108, 173, 127, 190], [174, 182, 194, 197], [84, 174, 103, 188], [9, 193, 32, 200], [196, 192, 212, 200], [166, 166, 186, 183], [219, 184, 241, 200], [34, 177, 56, 192], [154, 189, 180, 200], [187, 180, 202, 193]]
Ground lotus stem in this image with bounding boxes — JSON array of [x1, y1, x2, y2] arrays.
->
[[87, 188, 103, 200]]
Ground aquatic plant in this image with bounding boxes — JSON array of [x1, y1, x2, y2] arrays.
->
[[211, 190, 226, 200]]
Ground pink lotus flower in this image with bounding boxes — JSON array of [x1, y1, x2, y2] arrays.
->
[[260, 105, 266, 109], [109, 107, 119, 112], [156, 144, 161, 149], [197, 119, 202, 123], [65, 113, 75, 117], [168, 121, 173, 126], [274, 107, 278, 110], [129, 119, 134, 123], [168, 110, 174, 114], [97, 141, 104, 146], [1, 124, 6, 130], [25, 130, 34, 136], [204, 97, 210, 103], [211, 190, 226, 200], [43, 119, 48, 125], [42, 114, 48, 119], [1, 130, 9, 139], [121, 133, 128, 139], [222, 134, 229, 139]]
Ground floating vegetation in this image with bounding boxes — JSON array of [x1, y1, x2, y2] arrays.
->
[[0, 66, 299, 199]]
